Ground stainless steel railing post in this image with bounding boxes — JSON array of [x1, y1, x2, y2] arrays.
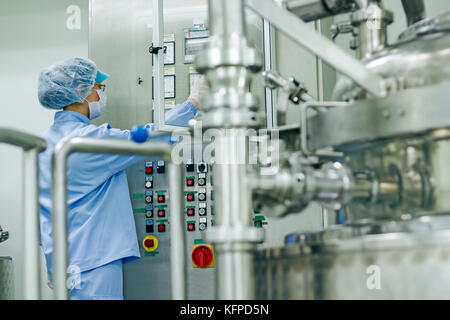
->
[[0, 127, 47, 300]]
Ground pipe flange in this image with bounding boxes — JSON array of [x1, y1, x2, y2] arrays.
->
[[195, 37, 262, 73], [350, 6, 394, 26], [196, 109, 263, 129], [206, 226, 265, 244]]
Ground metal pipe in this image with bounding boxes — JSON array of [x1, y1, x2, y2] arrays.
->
[[0, 127, 46, 300], [211, 129, 262, 299], [401, 0, 426, 26], [210, 0, 246, 37], [200, 0, 264, 300], [0, 127, 47, 151], [246, 0, 386, 98], [23, 149, 41, 299], [51, 137, 185, 299]]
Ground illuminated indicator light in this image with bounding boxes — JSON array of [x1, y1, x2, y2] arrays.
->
[[187, 193, 195, 201], [192, 245, 214, 268], [158, 209, 165, 217], [187, 208, 195, 216], [145, 167, 153, 174], [145, 181, 153, 189]]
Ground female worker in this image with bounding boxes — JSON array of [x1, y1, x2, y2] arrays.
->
[[37, 56, 206, 299]]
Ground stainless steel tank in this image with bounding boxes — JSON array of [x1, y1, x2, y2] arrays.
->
[[255, 216, 450, 299], [0, 257, 14, 300], [0, 225, 13, 300]]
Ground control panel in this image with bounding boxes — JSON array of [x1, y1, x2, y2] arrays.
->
[[123, 157, 216, 299]]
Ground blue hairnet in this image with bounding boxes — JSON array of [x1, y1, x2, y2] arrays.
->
[[38, 57, 97, 110]]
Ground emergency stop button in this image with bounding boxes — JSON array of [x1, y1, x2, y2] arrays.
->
[[142, 235, 158, 252], [192, 245, 214, 268], [144, 239, 154, 248]]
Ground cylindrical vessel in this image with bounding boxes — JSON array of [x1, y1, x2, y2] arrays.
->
[[0, 257, 14, 300], [255, 217, 450, 299]]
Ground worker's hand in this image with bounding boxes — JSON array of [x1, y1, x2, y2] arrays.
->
[[188, 76, 208, 109]]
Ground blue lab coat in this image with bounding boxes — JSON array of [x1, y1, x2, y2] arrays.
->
[[38, 102, 196, 298]]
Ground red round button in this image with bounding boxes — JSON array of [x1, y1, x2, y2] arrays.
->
[[187, 223, 195, 231], [144, 239, 154, 248], [187, 193, 194, 201], [158, 224, 165, 232], [192, 245, 213, 267], [158, 209, 165, 217], [187, 208, 194, 216], [187, 179, 194, 186], [145, 167, 152, 174], [158, 195, 165, 203]]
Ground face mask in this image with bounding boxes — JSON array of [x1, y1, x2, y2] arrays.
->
[[87, 89, 107, 120]]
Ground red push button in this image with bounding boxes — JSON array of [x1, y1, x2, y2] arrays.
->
[[187, 193, 195, 201], [145, 167, 153, 174], [187, 223, 195, 231], [144, 239, 154, 248], [157, 195, 165, 203], [157, 209, 165, 217], [158, 224, 165, 232], [187, 208, 195, 216], [192, 245, 214, 267], [186, 178, 194, 187]]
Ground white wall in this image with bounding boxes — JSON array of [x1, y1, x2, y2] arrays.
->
[[0, 0, 88, 299]]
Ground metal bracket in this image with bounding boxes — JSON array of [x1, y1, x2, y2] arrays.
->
[[300, 101, 349, 158], [149, 43, 167, 55]]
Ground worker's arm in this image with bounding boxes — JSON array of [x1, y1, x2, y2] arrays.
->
[[99, 101, 197, 175]]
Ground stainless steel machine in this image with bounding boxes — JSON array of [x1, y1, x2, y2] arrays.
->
[[249, 1, 450, 299]]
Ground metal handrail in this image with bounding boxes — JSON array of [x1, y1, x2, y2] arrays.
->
[[0, 127, 47, 300], [0, 127, 47, 151], [51, 137, 186, 300]]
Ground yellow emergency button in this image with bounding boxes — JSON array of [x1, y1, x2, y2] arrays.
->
[[143, 235, 158, 252]]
